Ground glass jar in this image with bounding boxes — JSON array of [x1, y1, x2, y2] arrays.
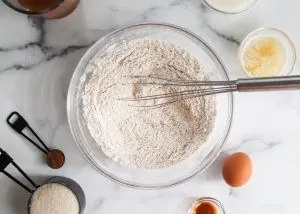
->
[[1, 0, 79, 19]]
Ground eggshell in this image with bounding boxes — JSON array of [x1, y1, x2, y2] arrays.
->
[[222, 152, 252, 187]]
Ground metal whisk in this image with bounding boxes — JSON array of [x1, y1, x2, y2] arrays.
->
[[121, 75, 300, 108]]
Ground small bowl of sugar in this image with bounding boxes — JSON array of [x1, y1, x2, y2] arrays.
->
[[28, 176, 85, 214]]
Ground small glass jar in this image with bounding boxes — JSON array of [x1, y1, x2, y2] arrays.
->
[[188, 197, 225, 214], [1, 0, 79, 19], [238, 27, 296, 77], [27, 176, 86, 214]]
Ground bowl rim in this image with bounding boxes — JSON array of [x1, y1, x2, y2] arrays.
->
[[67, 22, 234, 189], [201, 0, 258, 14]]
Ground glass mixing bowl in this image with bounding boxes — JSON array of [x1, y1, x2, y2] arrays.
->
[[67, 23, 233, 188]]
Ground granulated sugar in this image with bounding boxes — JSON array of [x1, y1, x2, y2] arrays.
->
[[29, 183, 79, 214], [82, 39, 216, 169]]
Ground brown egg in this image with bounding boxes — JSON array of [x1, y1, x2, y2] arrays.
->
[[222, 152, 252, 187]]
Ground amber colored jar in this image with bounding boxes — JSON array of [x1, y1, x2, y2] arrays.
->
[[2, 0, 79, 19], [188, 198, 225, 214]]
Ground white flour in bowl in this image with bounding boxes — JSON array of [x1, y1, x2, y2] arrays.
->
[[82, 39, 216, 169]]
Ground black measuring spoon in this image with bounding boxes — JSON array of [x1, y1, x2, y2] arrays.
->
[[7, 112, 65, 169]]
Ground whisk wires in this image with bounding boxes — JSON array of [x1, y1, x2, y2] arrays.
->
[[120, 76, 237, 109]]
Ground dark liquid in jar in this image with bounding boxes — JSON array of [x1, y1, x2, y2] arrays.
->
[[17, 0, 63, 11], [193, 202, 217, 214]]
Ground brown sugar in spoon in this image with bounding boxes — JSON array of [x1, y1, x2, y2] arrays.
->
[[46, 149, 65, 169], [7, 112, 65, 169]]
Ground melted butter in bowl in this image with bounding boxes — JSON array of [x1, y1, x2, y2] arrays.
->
[[242, 37, 285, 77], [239, 28, 296, 77]]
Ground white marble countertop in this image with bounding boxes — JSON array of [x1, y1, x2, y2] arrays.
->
[[0, 0, 300, 213]]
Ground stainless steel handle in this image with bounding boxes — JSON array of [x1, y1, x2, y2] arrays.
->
[[236, 75, 300, 92]]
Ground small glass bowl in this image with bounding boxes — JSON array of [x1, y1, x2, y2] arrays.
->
[[188, 197, 225, 214], [238, 27, 296, 77], [202, 0, 257, 14]]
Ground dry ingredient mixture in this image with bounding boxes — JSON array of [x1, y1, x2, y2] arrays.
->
[[29, 183, 79, 214], [82, 39, 216, 169]]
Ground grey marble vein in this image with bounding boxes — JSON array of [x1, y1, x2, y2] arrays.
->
[[0, 17, 45, 53], [224, 138, 281, 154], [0, 43, 93, 72], [205, 24, 240, 45]]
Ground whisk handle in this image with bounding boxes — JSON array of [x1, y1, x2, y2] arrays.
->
[[236, 76, 300, 92]]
